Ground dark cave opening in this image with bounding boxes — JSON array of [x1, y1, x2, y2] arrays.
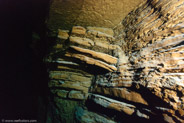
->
[[0, 0, 51, 120]]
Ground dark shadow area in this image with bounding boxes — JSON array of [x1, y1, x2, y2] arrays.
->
[[0, 0, 51, 121], [85, 97, 169, 123], [85, 99, 151, 123], [90, 84, 173, 123]]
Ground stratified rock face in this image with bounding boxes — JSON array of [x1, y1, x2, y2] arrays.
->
[[47, 0, 144, 30], [45, 0, 184, 122], [45, 26, 119, 122]]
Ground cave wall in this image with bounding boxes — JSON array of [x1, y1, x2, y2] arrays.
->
[[47, 0, 144, 31], [45, 0, 184, 122]]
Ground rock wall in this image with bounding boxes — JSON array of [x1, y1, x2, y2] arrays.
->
[[47, 0, 144, 30], [45, 0, 184, 122], [45, 26, 119, 122]]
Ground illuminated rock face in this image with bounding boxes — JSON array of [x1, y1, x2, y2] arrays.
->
[[47, 0, 144, 30], [46, 0, 184, 122]]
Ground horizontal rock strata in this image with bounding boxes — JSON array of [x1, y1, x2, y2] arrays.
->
[[113, 0, 184, 122], [46, 0, 184, 122], [45, 26, 119, 122]]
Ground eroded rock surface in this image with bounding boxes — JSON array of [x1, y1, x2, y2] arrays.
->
[[45, 26, 119, 122], [45, 0, 184, 122], [47, 0, 144, 30]]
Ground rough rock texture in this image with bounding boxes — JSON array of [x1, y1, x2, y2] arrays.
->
[[45, 26, 119, 122], [47, 0, 144, 31], [45, 0, 184, 122]]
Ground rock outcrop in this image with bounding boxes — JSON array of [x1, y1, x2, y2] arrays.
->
[[45, 26, 120, 122], [45, 0, 184, 122]]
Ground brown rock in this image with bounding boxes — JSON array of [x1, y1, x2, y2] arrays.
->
[[94, 87, 148, 105], [108, 103, 135, 115], [65, 52, 117, 71], [58, 29, 69, 40], [94, 41, 109, 49], [87, 26, 114, 36], [70, 74, 92, 82], [47, 0, 144, 30], [89, 94, 136, 115], [47, 0, 184, 122], [49, 80, 90, 93], [71, 26, 86, 35], [70, 46, 118, 64], [69, 36, 94, 47], [177, 109, 184, 116], [49, 71, 69, 80], [163, 114, 175, 123]]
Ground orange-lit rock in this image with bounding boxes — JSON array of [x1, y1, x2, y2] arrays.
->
[[71, 26, 86, 35], [48, 0, 144, 30], [46, 0, 184, 122]]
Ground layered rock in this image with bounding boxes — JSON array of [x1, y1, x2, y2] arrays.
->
[[46, 0, 184, 122], [45, 26, 119, 122], [113, 0, 184, 122]]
